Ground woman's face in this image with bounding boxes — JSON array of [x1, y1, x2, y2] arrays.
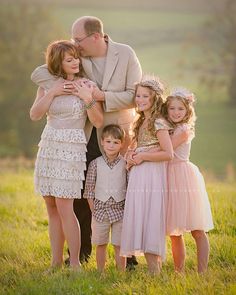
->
[[62, 52, 80, 77], [167, 98, 187, 123], [135, 86, 154, 114]]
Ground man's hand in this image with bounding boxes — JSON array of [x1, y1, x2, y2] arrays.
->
[[92, 86, 105, 102]]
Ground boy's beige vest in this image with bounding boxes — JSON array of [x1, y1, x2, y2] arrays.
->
[[95, 156, 126, 202]]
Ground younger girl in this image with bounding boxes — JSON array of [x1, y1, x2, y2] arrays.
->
[[30, 40, 103, 271], [120, 76, 173, 274], [162, 87, 214, 273]]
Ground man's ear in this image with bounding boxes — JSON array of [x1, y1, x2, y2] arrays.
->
[[93, 32, 101, 40]]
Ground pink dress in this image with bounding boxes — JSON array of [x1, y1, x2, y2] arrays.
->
[[120, 118, 171, 260], [166, 124, 214, 235]]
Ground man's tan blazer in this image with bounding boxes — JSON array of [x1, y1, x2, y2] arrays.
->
[[82, 37, 142, 149]]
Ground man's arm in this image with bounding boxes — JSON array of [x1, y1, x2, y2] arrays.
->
[[102, 48, 142, 112], [31, 64, 55, 89], [32, 48, 142, 112]]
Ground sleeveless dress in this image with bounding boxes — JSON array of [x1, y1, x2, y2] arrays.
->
[[120, 118, 171, 260], [166, 124, 214, 235], [31, 70, 87, 199]]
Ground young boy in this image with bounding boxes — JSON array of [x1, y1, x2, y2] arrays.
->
[[83, 124, 127, 272]]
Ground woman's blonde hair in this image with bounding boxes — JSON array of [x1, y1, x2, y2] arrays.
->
[[45, 40, 84, 79], [132, 76, 165, 143]]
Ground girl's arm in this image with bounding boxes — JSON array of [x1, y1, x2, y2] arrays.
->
[[132, 130, 173, 164], [30, 79, 69, 121], [73, 81, 103, 128], [171, 129, 190, 149]]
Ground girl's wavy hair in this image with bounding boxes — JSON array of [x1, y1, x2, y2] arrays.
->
[[161, 87, 197, 128], [132, 75, 165, 143], [45, 40, 84, 79]]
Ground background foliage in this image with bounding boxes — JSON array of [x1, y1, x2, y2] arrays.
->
[[0, 0, 235, 178]]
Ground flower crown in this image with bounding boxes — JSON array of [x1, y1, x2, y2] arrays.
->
[[171, 87, 195, 103], [139, 76, 164, 95]]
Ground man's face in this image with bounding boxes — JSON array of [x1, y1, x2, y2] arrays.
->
[[71, 24, 95, 57]]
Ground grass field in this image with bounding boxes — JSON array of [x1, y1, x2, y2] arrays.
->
[[0, 170, 235, 294]]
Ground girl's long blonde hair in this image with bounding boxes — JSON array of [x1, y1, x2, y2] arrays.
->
[[132, 76, 165, 143]]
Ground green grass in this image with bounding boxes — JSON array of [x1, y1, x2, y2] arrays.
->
[[0, 170, 235, 294]]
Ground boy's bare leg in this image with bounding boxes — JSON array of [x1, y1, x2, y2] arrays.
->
[[96, 244, 107, 272]]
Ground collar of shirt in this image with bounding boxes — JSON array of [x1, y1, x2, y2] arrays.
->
[[102, 153, 121, 169]]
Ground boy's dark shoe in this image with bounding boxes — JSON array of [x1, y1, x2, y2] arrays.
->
[[126, 255, 138, 270]]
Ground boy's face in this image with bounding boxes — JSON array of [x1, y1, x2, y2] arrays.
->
[[101, 135, 122, 158]]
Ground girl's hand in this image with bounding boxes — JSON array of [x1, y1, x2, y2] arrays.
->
[[132, 152, 144, 165], [170, 128, 192, 149], [125, 150, 137, 170]]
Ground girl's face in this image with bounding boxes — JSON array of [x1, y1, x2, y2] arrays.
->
[[135, 86, 154, 114], [167, 98, 187, 123], [62, 52, 80, 77]]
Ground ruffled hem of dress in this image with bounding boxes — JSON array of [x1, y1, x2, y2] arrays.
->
[[37, 146, 86, 162], [35, 184, 83, 199], [41, 125, 87, 144], [120, 248, 166, 260], [167, 225, 214, 236], [35, 158, 86, 181]]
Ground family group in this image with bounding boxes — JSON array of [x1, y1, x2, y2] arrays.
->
[[30, 16, 213, 275]]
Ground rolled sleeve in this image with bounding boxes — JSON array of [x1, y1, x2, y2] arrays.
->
[[83, 160, 97, 199]]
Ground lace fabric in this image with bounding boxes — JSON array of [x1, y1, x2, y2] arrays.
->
[[34, 95, 88, 198]]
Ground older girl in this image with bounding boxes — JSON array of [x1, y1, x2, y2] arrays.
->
[[120, 76, 173, 274]]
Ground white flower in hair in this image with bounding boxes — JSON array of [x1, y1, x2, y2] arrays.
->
[[140, 75, 164, 94], [171, 87, 195, 103]]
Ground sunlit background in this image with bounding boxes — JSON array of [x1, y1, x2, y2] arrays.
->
[[0, 0, 235, 180]]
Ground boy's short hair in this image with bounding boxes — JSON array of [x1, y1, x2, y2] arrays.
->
[[101, 124, 125, 142]]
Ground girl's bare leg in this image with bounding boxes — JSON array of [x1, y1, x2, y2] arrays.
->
[[144, 253, 161, 275], [191, 230, 209, 273], [114, 245, 126, 271], [170, 235, 186, 272]]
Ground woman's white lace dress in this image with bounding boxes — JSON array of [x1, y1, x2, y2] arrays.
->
[[31, 69, 87, 198]]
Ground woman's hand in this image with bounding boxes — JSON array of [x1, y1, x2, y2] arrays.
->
[[72, 80, 94, 103], [92, 85, 105, 102], [50, 79, 74, 97], [30, 81, 69, 121]]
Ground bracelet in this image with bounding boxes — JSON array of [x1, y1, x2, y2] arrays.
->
[[85, 99, 96, 110]]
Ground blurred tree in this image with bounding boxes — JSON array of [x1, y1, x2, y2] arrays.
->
[[0, 0, 63, 157], [199, 0, 236, 104]]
